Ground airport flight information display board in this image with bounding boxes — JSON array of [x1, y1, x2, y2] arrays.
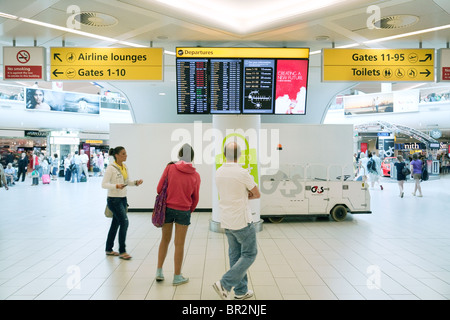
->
[[176, 47, 310, 114]]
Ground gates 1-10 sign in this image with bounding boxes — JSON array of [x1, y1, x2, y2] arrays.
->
[[50, 47, 163, 81]]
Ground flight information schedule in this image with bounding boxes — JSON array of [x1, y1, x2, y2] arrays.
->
[[242, 59, 275, 114], [210, 59, 242, 114], [176, 59, 209, 114]]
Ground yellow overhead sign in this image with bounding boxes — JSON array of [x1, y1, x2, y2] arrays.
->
[[50, 47, 163, 81], [322, 48, 434, 82], [176, 47, 309, 59]]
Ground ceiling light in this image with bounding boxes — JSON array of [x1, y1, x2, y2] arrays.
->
[[364, 24, 450, 44], [0, 12, 18, 19], [154, 0, 349, 33], [309, 23, 450, 55], [0, 11, 148, 49]]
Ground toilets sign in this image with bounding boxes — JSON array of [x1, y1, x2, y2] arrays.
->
[[322, 48, 434, 82], [50, 47, 163, 81]]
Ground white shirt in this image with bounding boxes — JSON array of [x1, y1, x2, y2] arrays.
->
[[80, 153, 89, 164], [215, 162, 257, 230]]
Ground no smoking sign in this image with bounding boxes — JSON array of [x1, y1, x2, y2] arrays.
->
[[16, 50, 31, 64], [3, 46, 46, 80]]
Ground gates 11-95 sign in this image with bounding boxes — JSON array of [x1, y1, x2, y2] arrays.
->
[[322, 48, 434, 82]]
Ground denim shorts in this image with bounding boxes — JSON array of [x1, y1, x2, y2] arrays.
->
[[165, 207, 191, 226]]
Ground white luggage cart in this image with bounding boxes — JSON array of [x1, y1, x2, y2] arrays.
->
[[260, 164, 371, 222]]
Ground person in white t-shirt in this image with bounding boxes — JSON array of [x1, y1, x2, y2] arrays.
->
[[213, 142, 260, 300]]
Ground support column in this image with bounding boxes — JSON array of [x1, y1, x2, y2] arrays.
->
[[210, 115, 263, 233]]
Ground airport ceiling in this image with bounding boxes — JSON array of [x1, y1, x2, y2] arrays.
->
[[1, 0, 450, 96]]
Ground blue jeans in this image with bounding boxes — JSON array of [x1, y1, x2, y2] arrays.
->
[[71, 165, 80, 183], [106, 197, 129, 254], [221, 223, 257, 295]]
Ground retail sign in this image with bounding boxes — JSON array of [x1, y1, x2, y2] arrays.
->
[[3, 47, 46, 80], [322, 49, 434, 82], [50, 47, 163, 81], [437, 48, 450, 81], [25, 130, 48, 137]]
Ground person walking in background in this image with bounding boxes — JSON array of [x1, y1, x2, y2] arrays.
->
[[410, 153, 423, 197], [51, 153, 59, 180], [357, 152, 369, 182], [394, 155, 407, 198], [156, 144, 201, 286], [16, 152, 28, 182], [102, 146, 143, 260], [97, 152, 104, 176], [64, 154, 72, 182], [213, 142, 261, 300], [369, 151, 383, 190], [80, 150, 89, 181], [71, 151, 81, 183]]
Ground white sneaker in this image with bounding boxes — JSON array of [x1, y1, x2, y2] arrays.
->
[[213, 281, 229, 300], [234, 290, 254, 300]]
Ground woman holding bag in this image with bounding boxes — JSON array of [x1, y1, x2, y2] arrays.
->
[[102, 146, 143, 260], [155, 144, 201, 285]]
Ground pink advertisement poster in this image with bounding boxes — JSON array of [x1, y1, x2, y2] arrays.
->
[[275, 59, 308, 114]]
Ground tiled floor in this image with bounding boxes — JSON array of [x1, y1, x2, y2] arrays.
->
[[1, 174, 450, 300]]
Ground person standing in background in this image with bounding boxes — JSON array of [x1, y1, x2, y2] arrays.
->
[[0, 156, 9, 191], [16, 152, 29, 182]]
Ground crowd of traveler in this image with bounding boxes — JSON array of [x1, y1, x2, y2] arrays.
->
[[355, 150, 426, 198], [101, 142, 260, 300]]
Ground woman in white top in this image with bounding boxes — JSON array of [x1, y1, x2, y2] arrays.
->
[[102, 146, 143, 260]]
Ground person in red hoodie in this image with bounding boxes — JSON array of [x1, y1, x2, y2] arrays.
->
[[156, 144, 201, 286]]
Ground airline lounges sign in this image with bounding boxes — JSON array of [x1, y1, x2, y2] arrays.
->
[[50, 47, 163, 81]]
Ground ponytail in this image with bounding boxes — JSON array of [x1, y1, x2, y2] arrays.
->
[[109, 146, 125, 161]]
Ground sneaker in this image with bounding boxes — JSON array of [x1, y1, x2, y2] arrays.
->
[[401, 192, 404, 198], [417, 194, 423, 197], [380, 185, 383, 190], [173, 274, 189, 286], [234, 290, 254, 300], [155, 268, 164, 282], [213, 281, 229, 300], [412, 193, 415, 196]]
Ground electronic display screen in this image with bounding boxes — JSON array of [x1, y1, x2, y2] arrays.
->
[[176, 59, 209, 114], [274, 59, 309, 114], [176, 48, 309, 115], [210, 59, 241, 114]]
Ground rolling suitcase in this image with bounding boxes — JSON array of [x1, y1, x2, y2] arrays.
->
[[42, 174, 51, 184], [65, 169, 71, 181]]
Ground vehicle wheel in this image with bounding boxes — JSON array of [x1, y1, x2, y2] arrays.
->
[[330, 205, 347, 222], [268, 217, 285, 223]]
